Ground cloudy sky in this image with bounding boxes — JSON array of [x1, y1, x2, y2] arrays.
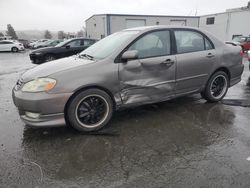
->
[[0, 0, 249, 32]]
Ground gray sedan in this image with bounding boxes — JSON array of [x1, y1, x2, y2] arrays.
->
[[12, 26, 244, 132]]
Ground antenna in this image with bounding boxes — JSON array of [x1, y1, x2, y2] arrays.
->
[[195, 8, 198, 16]]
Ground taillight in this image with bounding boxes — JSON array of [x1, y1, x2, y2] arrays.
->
[[240, 50, 244, 57]]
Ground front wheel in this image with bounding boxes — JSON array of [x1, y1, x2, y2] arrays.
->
[[44, 54, 55, 62], [66, 89, 114, 132], [11, 47, 18, 52], [201, 71, 229, 102]]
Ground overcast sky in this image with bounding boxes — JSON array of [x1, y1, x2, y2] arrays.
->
[[0, 0, 249, 32]]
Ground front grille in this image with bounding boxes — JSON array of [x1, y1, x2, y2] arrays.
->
[[29, 54, 36, 60], [15, 79, 24, 90]]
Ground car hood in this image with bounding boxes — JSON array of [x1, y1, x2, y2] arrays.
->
[[21, 56, 94, 82], [31, 46, 58, 53]]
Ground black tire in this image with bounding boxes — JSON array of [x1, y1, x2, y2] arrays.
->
[[44, 54, 55, 62], [11, 47, 18, 52], [66, 88, 114, 132], [202, 71, 229, 103]]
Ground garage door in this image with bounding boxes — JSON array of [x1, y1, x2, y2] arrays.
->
[[170, 20, 186, 26], [126, 19, 146, 29]]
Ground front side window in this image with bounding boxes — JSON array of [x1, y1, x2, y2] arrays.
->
[[174, 30, 206, 53], [80, 31, 139, 60], [128, 30, 171, 59]]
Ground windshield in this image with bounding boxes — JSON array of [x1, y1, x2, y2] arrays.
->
[[43, 40, 53, 45], [55, 39, 72, 47], [80, 31, 139, 60], [233, 37, 246, 42]]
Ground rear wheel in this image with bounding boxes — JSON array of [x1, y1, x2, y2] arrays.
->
[[201, 71, 229, 102], [66, 89, 114, 132], [11, 47, 18, 52]]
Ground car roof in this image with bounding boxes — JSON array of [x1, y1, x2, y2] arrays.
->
[[0, 40, 14, 42], [73, 37, 98, 40], [123, 25, 199, 32]]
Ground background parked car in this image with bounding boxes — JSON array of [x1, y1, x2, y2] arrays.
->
[[0, 40, 24, 52], [233, 36, 250, 51], [248, 50, 250, 70], [33, 39, 62, 49], [28, 39, 49, 49], [18, 39, 30, 48], [29, 38, 97, 64]]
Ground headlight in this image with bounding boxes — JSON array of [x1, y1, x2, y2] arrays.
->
[[34, 52, 42, 55], [21, 78, 57, 92]]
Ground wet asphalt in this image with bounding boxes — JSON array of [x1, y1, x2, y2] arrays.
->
[[0, 51, 250, 188]]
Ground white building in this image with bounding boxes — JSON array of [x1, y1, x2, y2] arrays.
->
[[85, 14, 200, 39], [198, 2, 250, 41], [85, 2, 250, 41]]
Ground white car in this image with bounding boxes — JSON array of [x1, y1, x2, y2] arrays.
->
[[0, 40, 24, 52]]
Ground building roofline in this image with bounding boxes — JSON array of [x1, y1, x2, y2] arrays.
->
[[200, 8, 250, 17], [85, 13, 200, 22]]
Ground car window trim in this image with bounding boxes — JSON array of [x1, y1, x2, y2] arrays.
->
[[64, 39, 78, 47], [172, 28, 215, 55], [115, 29, 173, 63]]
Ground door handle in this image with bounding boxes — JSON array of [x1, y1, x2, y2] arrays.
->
[[206, 53, 215, 58], [161, 59, 174, 66]]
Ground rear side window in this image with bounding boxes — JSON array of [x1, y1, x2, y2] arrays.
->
[[174, 30, 213, 53], [247, 37, 250, 42], [84, 40, 94, 46], [205, 38, 213, 50], [1, 41, 13, 44], [128, 30, 171, 59]]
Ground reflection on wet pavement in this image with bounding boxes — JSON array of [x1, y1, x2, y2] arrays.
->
[[0, 52, 250, 187], [222, 62, 250, 108]]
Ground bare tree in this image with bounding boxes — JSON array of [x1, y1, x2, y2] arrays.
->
[[57, 31, 65, 39], [44, 30, 52, 39], [7, 24, 18, 39]]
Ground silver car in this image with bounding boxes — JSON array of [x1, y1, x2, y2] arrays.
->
[[12, 26, 244, 132]]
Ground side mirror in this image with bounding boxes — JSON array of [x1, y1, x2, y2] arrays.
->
[[65, 45, 70, 49], [121, 50, 138, 61]]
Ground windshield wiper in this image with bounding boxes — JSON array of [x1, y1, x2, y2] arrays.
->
[[78, 54, 94, 60]]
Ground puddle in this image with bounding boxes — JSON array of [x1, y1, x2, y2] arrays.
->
[[222, 99, 250, 108]]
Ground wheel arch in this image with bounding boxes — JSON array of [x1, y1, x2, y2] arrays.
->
[[202, 67, 231, 92], [211, 67, 231, 82]]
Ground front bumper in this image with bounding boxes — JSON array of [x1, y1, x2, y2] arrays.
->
[[29, 53, 45, 64], [18, 46, 25, 51], [20, 112, 65, 127], [12, 88, 73, 127]]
